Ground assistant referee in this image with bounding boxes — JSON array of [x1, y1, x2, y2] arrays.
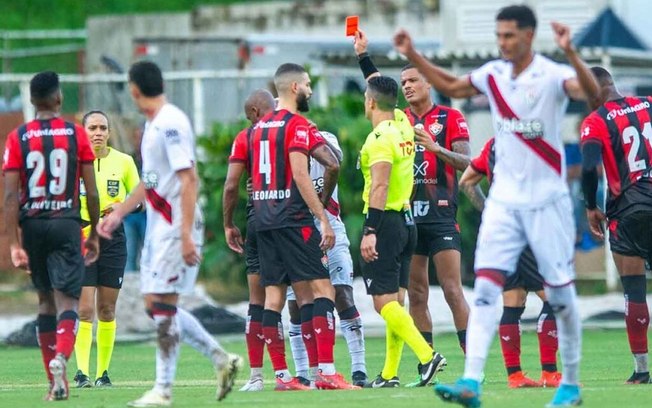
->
[[359, 76, 445, 388], [74, 110, 140, 388]]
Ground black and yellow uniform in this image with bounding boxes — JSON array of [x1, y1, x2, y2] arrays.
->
[[80, 147, 139, 288], [360, 109, 416, 295]]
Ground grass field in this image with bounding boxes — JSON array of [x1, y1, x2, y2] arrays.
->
[[0, 329, 650, 407]]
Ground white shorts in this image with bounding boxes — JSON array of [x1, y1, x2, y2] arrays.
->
[[287, 228, 353, 301], [140, 237, 202, 295], [474, 194, 576, 287]]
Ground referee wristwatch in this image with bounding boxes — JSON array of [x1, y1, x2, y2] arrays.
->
[[362, 226, 376, 236]]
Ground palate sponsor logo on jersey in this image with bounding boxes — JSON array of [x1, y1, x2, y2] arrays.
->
[[429, 121, 443, 136], [294, 126, 309, 147], [497, 118, 544, 140], [143, 171, 159, 189], [313, 176, 324, 193], [107, 180, 119, 197]]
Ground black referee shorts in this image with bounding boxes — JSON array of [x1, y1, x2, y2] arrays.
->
[[257, 225, 329, 286], [21, 218, 85, 299], [83, 224, 127, 289], [362, 211, 414, 295], [504, 246, 544, 293]]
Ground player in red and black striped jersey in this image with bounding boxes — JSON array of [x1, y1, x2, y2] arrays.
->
[[581, 67, 652, 384], [2, 71, 100, 401], [354, 31, 471, 364], [460, 138, 561, 388]]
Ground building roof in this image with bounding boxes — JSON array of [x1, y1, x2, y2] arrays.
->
[[573, 7, 648, 51]]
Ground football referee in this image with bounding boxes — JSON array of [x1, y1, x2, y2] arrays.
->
[[359, 76, 445, 388]]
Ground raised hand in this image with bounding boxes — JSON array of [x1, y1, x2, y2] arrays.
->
[[354, 29, 369, 55], [551, 21, 573, 52], [393, 29, 415, 56]]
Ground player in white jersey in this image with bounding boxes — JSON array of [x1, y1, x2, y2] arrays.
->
[[394, 4, 600, 407], [286, 131, 368, 387], [98, 61, 242, 407]]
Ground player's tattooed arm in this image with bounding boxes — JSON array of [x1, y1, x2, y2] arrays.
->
[[311, 144, 340, 207], [458, 166, 486, 211], [415, 128, 470, 171]]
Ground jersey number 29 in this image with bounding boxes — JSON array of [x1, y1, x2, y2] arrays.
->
[[26, 149, 68, 198]]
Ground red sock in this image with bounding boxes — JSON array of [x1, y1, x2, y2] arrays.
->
[[262, 310, 287, 371], [537, 303, 558, 368], [37, 314, 57, 383], [313, 298, 335, 364], [246, 305, 265, 369], [626, 301, 650, 354], [499, 306, 524, 373], [55, 311, 78, 360], [300, 305, 318, 367]]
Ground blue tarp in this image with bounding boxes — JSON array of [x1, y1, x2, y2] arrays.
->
[[574, 7, 648, 51]]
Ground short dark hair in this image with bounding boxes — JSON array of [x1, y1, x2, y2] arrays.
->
[[401, 63, 416, 72], [30, 71, 60, 100], [82, 110, 110, 128], [367, 76, 398, 112], [128, 61, 164, 97], [274, 63, 306, 79], [590, 66, 613, 86], [496, 4, 537, 30]]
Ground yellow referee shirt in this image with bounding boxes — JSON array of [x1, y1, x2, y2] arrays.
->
[[80, 147, 140, 223], [360, 109, 415, 213]]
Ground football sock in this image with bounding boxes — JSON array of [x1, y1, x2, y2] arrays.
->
[[339, 306, 366, 374], [621, 275, 649, 372], [380, 301, 432, 365], [74, 320, 93, 376], [463, 274, 503, 381], [499, 306, 524, 374], [250, 367, 263, 379], [420, 331, 434, 348], [545, 284, 581, 385], [152, 303, 180, 396], [37, 314, 57, 383], [262, 310, 288, 371], [289, 322, 309, 378], [56, 310, 79, 360], [457, 330, 467, 354], [381, 325, 404, 379], [298, 304, 316, 376], [537, 301, 558, 372], [245, 304, 265, 369], [313, 298, 336, 374], [177, 307, 227, 366], [96, 319, 116, 379]]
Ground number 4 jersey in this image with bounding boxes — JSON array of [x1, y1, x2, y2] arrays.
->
[[2, 118, 95, 221], [580, 96, 652, 218]]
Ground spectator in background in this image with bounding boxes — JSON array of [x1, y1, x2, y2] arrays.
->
[[123, 124, 146, 272]]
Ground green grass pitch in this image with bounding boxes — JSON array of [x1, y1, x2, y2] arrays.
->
[[0, 329, 650, 407]]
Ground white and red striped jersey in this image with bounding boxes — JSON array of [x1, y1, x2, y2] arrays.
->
[[141, 103, 203, 243], [469, 54, 575, 207]]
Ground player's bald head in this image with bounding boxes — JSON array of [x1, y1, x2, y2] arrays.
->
[[590, 66, 614, 87], [244, 89, 275, 124], [274, 63, 307, 95]]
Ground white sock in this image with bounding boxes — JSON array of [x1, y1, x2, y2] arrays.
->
[[177, 307, 227, 366], [288, 323, 309, 378], [634, 353, 649, 373], [545, 284, 581, 386], [340, 317, 366, 374], [153, 313, 180, 394], [463, 277, 503, 381], [319, 363, 336, 375], [250, 367, 263, 379], [275, 369, 293, 383]]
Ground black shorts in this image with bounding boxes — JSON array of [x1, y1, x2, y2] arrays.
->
[[414, 221, 461, 257], [257, 225, 329, 286], [84, 224, 126, 289], [609, 211, 652, 262], [245, 217, 260, 274], [21, 218, 85, 299], [362, 211, 414, 295], [504, 246, 544, 292]]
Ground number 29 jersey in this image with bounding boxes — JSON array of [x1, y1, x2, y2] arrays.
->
[[580, 96, 652, 218], [229, 109, 325, 231], [2, 118, 95, 221]]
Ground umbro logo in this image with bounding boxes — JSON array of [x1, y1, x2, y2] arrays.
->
[[303, 334, 312, 340], [265, 339, 272, 345], [348, 325, 362, 331], [48, 345, 56, 351], [548, 330, 557, 338], [442, 236, 453, 241], [637, 318, 647, 325], [57, 328, 65, 335], [256, 334, 265, 340], [314, 328, 322, 334], [501, 336, 510, 342]]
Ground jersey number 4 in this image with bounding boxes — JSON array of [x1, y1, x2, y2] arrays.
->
[[26, 149, 68, 198], [259, 140, 272, 185]]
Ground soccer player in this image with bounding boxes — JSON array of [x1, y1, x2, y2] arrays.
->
[[459, 138, 561, 388], [359, 75, 444, 388], [393, 4, 600, 406], [73, 110, 140, 388], [354, 31, 470, 371], [244, 63, 356, 390], [286, 130, 368, 387], [2, 71, 101, 401], [580, 66, 652, 384], [98, 61, 242, 406], [224, 89, 276, 391]]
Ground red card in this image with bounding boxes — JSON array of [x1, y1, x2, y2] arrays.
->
[[345, 16, 359, 36]]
